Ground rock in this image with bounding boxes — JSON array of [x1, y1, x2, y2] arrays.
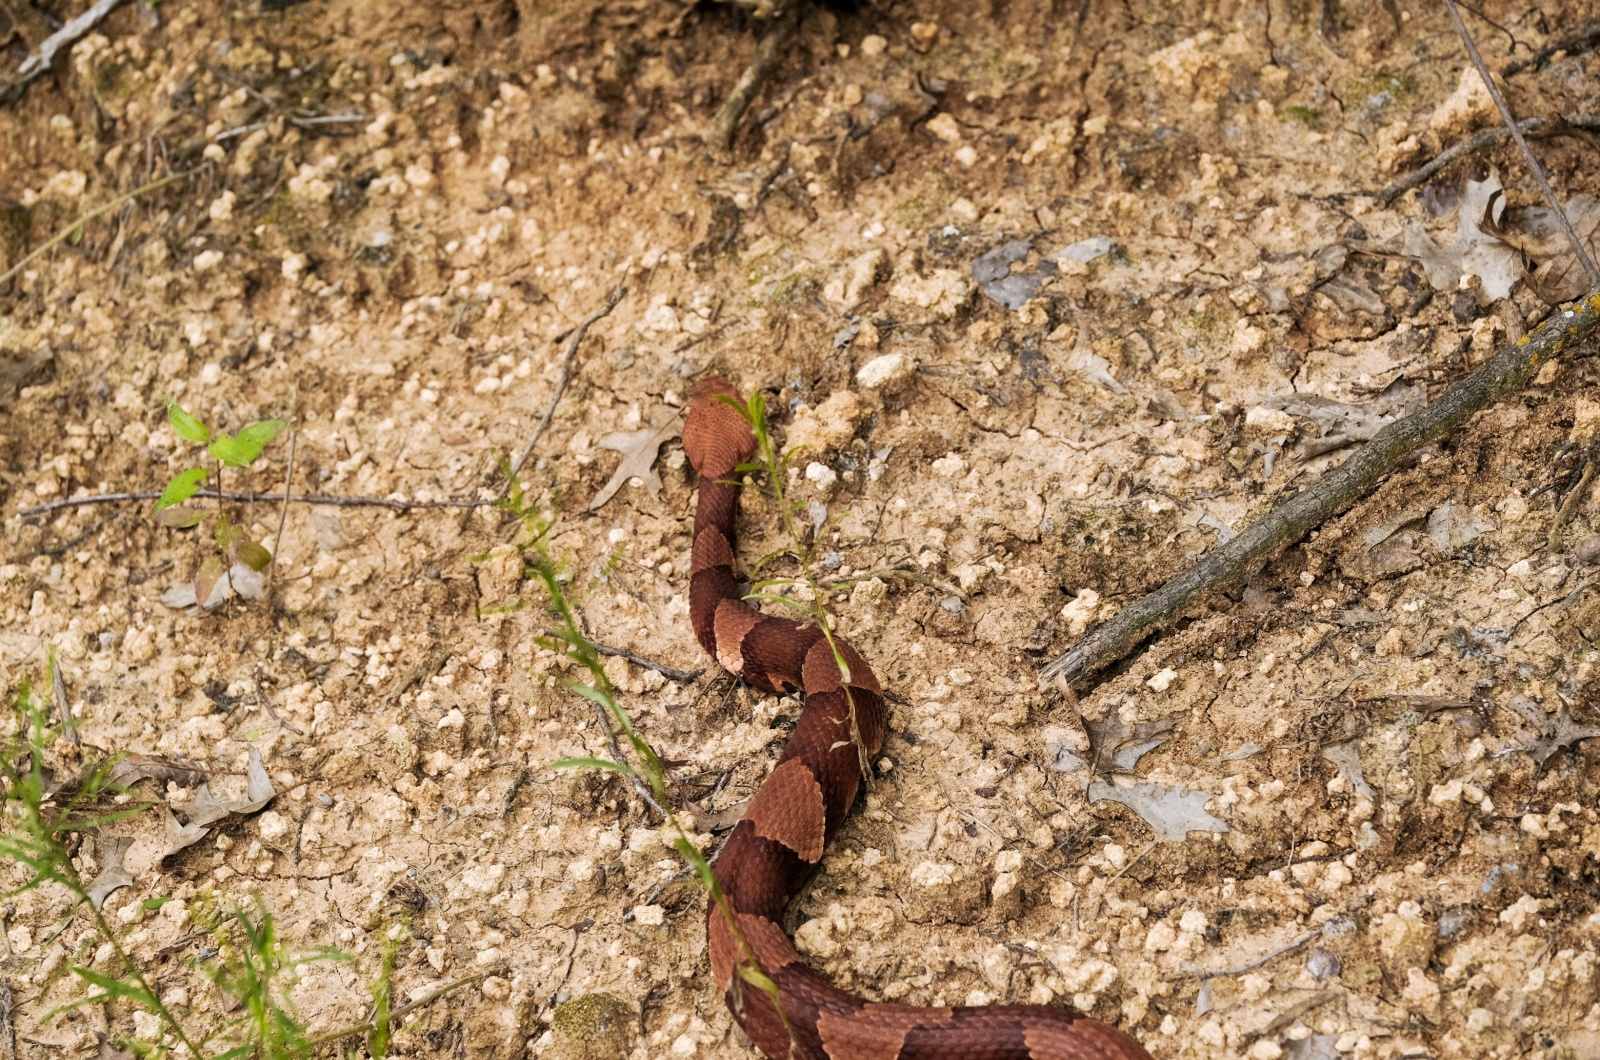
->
[[822, 248, 887, 310], [857, 352, 915, 390], [786, 390, 865, 455], [887, 263, 971, 320], [903, 860, 986, 924], [926, 113, 963, 144], [1428, 66, 1497, 136], [1576, 536, 1600, 565], [805, 462, 838, 491], [1244, 406, 1295, 433], [257, 810, 292, 849]]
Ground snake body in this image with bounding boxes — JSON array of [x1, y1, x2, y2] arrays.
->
[[682, 376, 1153, 1060]]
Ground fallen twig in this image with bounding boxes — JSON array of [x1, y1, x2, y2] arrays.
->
[[2, 0, 128, 104], [1189, 927, 1320, 981], [506, 277, 628, 486], [0, 170, 188, 287], [18, 488, 494, 518], [1548, 457, 1595, 552], [253, 667, 306, 737], [710, 4, 800, 151], [0, 981, 14, 1060], [49, 652, 78, 747], [1502, 17, 1600, 77], [268, 426, 297, 597], [1372, 118, 1542, 206], [546, 631, 703, 684], [1040, 287, 1600, 689], [302, 972, 486, 1049], [1445, 0, 1600, 286]]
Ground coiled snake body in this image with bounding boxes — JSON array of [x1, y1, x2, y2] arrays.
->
[[683, 376, 1153, 1060]]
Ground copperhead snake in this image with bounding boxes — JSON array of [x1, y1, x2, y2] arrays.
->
[[683, 376, 1153, 1060]]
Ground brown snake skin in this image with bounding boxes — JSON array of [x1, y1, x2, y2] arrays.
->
[[683, 376, 1153, 1060]]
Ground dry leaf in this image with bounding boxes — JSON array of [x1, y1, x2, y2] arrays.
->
[[1285, 1034, 1341, 1060], [1506, 697, 1600, 769], [1264, 377, 1425, 459], [1402, 173, 1524, 303], [1320, 739, 1375, 801], [588, 411, 681, 511], [1523, 196, 1600, 305], [1087, 778, 1228, 842], [85, 836, 134, 910], [159, 748, 277, 860], [51, 652, 79, 746], [1425, 502, 1497, 551], [106, 752, 209, 790], [1066, 326, 1127, 394], [1085, 712, 1176, 775], [157, 563, 265, 611], [972, 236, 1057, 310]]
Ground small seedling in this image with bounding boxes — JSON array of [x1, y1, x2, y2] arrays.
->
[[489, 467, 793, 1042], [152, 398, 284, 608]]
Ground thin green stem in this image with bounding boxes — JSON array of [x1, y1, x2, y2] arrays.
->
[[0, 171, 189, 287]]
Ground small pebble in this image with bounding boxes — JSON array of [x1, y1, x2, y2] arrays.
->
[[1575, 535, 1600, 565], [1306, 946, 1341, 981]]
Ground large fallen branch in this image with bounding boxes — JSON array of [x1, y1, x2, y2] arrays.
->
[[1040, 287, 1600, 689]]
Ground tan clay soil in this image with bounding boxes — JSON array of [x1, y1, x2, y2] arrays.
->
[[3, 1, 1600, 1058]]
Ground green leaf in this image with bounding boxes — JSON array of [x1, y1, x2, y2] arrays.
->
[[550, 756, 639, 778], [165, 398, 212, 444], [734, 961, 780, 996], [236, 540, 273, 571], [69, 966, 159, 1010], [208, 418, 284, 468], [153, 467, 208, 512]]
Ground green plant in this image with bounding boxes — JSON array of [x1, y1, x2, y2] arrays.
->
[[1281, 104, 1320, 128], [491, 468, 791, 1039], [0, 681, 202, 1056], [0, 677, 455, 1058], [196, 895, 348, 1059], [152, 398, 284, 608], [721, 390, 872, 773]]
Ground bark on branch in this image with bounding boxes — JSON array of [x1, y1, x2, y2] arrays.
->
[[1040, 287, 1600, 689]]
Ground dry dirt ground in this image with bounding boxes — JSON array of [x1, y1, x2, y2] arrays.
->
[[3, 1, 1600, 1058]]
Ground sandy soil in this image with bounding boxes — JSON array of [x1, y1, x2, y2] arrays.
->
[[3, 1, 1600, 1058]]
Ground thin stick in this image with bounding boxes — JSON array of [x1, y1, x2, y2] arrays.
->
[[1502, 17, 1600, 77], [1373, 118, 1541, 205], [589, 698, 670, 820], [253, 667, 305, 737], [1040, 287, 1600, 688], [268, 427, 297, 596], [506, 278, 628, 485], [1443, 0, 1600, 286], [2, 0, 128, 103], [711, 4, 800, 151], [18, 488, 495, 518], [49, 651, 79, 747], [0, 171, 188, 286], [1548, 457, 1595, 552], [1192, 928, 1320, 980], [545, 630, 703, 684], [0, 982, 14, 1060], [301, 973, 486, 1049]]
